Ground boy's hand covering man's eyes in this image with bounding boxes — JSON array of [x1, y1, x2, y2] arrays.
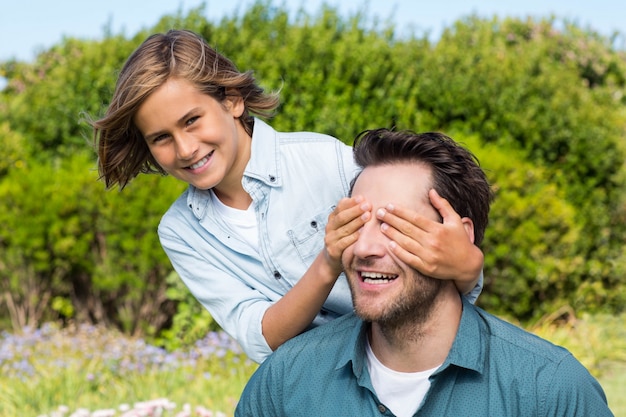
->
[[376, 189, 484, 291], [324, 196, 371, 274]]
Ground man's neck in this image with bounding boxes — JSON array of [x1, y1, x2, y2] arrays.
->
[[368, 286, 463, 373]]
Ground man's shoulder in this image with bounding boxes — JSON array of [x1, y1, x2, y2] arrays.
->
[[474, 307, 611, 415], [287, 312, 359, 347], [473, 305, 571, 363]]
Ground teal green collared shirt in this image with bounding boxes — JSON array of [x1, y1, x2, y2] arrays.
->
[[236, 297, 612, 416]]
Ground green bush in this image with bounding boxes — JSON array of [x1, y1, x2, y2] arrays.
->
[[0, 151, 186, 336], [0, 1, 625, 338], [466, 135, 583, 319]]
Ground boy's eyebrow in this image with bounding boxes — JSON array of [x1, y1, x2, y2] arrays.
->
[[143, 107, 201, 141], [177, 107, 201, 125]]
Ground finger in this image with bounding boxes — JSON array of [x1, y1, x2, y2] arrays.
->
[[387, 236, 450, 278], [377, 206, 445, 271], [329, 198, 370, 230], [325, 197, 370, 259], [428, 189, 462, 223], [335, 195, 362, 211], [334, 229, 361, 252], [386, 239, 433, 276], [329, 211, 367, 239], [376, 204, 430, 236], [379, 220, 432, 263], [328, 198, 356, 224], [325, 217, 366, 260]]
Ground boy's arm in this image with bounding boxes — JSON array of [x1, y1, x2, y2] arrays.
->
[[261, 196, 370, 351]]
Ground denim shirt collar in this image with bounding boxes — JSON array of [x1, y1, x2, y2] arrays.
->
[[332, 314, 372, 391], [244, 118, 282, 188]]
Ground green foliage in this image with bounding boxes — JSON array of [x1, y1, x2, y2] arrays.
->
[[529, 309, 626, 376], [0, 152, 98, 328], [216, 3, 434, 141], [0, 122, 28, 176], [469, 136, 584, 319], [0, 0, 625, 336], [601, 362, 626, 416], [416, 17, 626, 276], [0, 150, 186, 334], [93, 174, 186, 336], [0, 35, 137, 159]]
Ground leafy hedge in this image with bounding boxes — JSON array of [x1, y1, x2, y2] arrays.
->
[[1, 1, 625, 342]]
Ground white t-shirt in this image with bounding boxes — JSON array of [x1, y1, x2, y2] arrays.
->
[[366, 339, 440, 417], [210, 189, 259, 249]]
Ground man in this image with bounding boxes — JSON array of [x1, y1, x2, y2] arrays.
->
[[235, 129, 612, 417]]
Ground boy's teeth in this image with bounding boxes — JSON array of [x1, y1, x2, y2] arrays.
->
[[189, 156, 208, 170]]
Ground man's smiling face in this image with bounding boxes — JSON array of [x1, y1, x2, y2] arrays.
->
[[342, 162, 445, 324]]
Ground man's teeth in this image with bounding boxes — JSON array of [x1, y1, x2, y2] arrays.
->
[[361, 272, 397, 284], [188, 155, 209, 170]]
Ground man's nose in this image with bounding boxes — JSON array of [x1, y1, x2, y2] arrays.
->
[[352, 218, 388, 259]]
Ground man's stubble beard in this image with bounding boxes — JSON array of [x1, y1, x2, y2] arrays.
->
[[350, 269, 445, 343]]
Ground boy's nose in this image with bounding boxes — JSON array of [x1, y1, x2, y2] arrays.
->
[[175, 134, 198, 161]]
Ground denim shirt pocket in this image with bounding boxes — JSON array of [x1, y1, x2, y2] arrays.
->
[[287, 205, 335, 265]]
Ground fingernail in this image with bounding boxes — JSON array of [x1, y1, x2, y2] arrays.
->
[[376, 208, 386, 218], [361, 212, 370, 221], [380, 222, 388, 231], [386, 203, 395, 211]]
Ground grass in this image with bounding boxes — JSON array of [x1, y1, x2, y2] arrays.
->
[[528, 307, 626, 375], [0, 323, 257, 416], [599, 362, 626, 416], [0, 311, 624, 417]]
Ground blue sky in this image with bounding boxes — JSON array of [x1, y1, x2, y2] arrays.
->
[[1, 0, 625, 62]]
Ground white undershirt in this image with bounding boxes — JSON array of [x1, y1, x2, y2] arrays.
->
[[366, 338, 440, 417], [210, 189, 259, 249]]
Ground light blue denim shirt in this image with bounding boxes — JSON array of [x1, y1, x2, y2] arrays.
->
[[158, 119, 359, 363], [158, 119, 483, 363]]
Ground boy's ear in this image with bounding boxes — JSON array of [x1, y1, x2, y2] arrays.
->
[[225, 89, 245, 118]]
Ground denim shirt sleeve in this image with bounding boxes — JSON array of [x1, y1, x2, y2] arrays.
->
[[464, 269, 483, 304], [158, 214, 273, 363]]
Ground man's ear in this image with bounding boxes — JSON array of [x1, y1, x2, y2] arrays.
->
[[461, 217, 475, 244]]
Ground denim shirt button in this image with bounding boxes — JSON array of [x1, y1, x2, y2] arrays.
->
[[310, 220, 318, 229], [273, 271, 281, 279], [269, 175, 276, 182], [377, 404, 387, 413]]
